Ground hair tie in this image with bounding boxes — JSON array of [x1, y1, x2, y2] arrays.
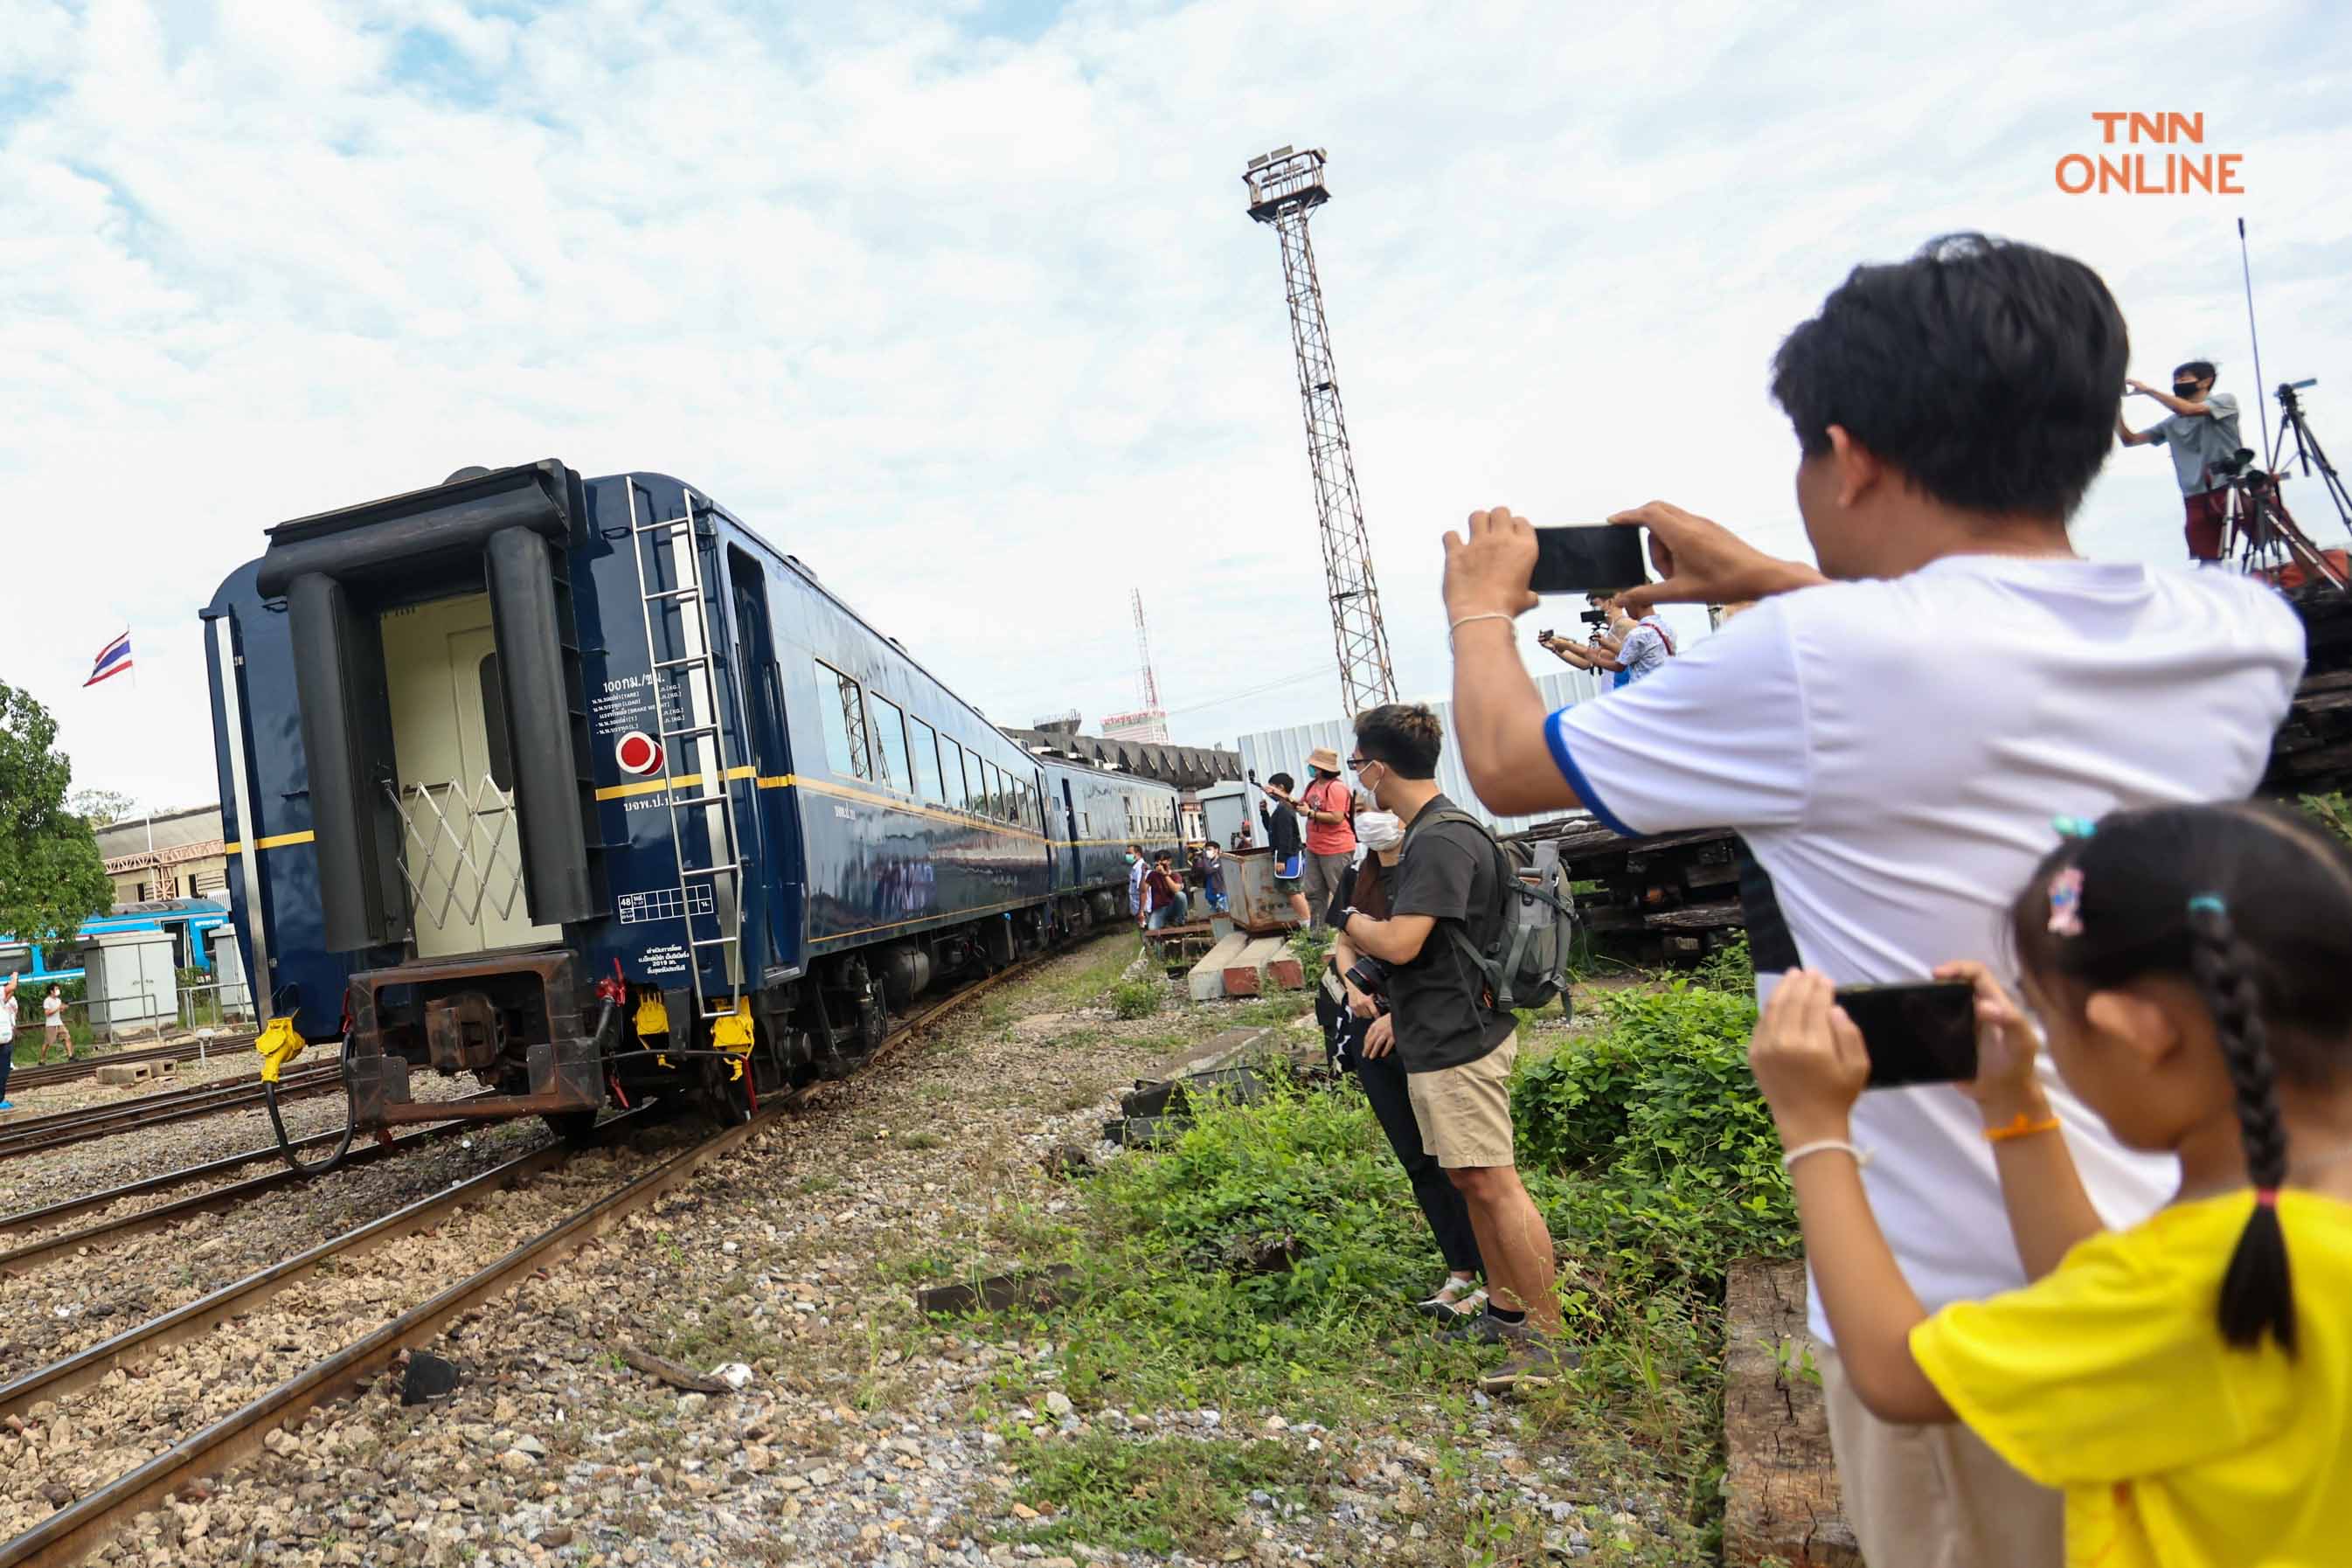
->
[[2188, 893, 2228, 917], [2052, 815, 2098, 839], [2047, 866, 2085, 937], [2256, 1187, 2280, 1210]]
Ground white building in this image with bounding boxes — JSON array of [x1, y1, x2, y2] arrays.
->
[[1098, 705, 1171, 744]]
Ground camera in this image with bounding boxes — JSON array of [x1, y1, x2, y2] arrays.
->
[[1578, 607, 1609, 629], [1344, 954, 1390, 997]]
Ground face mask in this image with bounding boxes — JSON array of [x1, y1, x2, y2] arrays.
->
[[2174, 381, 2200, 397], [1123, 853, 1136, 864]]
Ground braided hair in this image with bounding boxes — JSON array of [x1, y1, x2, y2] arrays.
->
[[2009, 801, 2352, 1356], [2185, 898, 2295, 1353]]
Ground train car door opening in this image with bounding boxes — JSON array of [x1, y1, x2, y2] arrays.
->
[[380, 592, 563, 958]]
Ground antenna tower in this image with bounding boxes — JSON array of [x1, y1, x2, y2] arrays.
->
[[1132, 588, 1162, 708], [1100, 588, 1171, 743], [1244, 145, 1398, 716]]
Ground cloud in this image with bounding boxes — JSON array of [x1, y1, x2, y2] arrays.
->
[[3, 0, 2349, 815]]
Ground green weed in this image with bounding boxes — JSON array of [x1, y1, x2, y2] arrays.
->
[[1108, 978, 1162, 1020], [1513, 979, 1795, 1285], [1008, 1432, 1312, 1554]]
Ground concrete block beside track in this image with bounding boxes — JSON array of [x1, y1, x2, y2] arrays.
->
[[1217, 933, 1300, 999], [1188, 933, 1253, 1001]]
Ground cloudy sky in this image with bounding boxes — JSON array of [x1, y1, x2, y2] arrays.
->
[[6, 0, 2349, 814]]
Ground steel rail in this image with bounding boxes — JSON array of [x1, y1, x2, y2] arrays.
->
[[0, 1095, 508, 1240], [7, 1036, 272, 1095], [0, 952, 1039, 1567], [0, 1065, 347, 1162], [0, 1119, 479, 1278]]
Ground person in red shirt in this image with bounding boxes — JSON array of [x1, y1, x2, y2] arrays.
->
[[1142, 853, 1191, 930], [1270, 747, 1358, 924]]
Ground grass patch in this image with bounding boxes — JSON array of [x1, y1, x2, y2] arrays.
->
[[947, 966, 1785, 1562], [1040, 933, 1143, 1009], [1008, 1432, 1314, 1555], [1230, 993, 1311, 1027], [1107, 977, 1162, 1019]]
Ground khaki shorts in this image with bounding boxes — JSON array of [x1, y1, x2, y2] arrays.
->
[[1818, 1344, 2062, 1568], [1405, 1032, 1518, 1169]]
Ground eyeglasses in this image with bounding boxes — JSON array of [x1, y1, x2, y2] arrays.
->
[[1346, 756, 1372, 770]]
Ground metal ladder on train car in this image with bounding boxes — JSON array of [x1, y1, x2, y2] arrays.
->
[[625, 481, 747, 1027]]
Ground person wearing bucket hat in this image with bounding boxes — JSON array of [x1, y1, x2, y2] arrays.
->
[[1268, 746, 1357, 923]]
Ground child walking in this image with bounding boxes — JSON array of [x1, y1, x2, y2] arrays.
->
[[1752, 801, 2352, 1568]]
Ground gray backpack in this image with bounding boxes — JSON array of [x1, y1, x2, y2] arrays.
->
[[1417, 809, 1577, 1016]]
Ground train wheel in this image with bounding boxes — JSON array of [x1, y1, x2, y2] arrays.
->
[[697, 1058, 754, 1126]]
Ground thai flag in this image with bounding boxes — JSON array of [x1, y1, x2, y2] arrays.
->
[[84, 631, 133, 687]]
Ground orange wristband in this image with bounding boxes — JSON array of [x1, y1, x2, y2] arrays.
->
[[1985, 1113, 2062, 1144]]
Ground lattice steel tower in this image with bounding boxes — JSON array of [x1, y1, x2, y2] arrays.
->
[[1244, 145, 1397, 715]]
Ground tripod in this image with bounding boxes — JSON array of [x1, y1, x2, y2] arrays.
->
[[2219, 451, 2349, 593], [2270, 379, 2352, 544]]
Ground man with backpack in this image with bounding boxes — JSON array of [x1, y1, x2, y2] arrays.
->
[[1332, 703, 1573, 1391]]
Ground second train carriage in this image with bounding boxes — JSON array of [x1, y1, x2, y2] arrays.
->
[[202, 460, 1181, 1133]]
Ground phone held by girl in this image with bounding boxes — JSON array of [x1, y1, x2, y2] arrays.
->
[[1748, 802, 2352, 1568]]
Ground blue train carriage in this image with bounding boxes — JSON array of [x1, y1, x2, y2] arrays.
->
[[202, 460, 1178, 1134]]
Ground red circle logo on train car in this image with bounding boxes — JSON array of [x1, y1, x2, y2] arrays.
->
[[616, 731, 663, 777]]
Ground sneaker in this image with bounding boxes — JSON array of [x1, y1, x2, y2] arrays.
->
[[0, 1102, 14, 1111], [1479, 1336, 1583, 1392], [1415, 1279, 1487, 1322], [1440, 1309, 1538, 1347]]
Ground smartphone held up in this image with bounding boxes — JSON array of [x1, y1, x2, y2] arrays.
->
[[1529, 525, 1648, 596], [1832, 980, 1981, 1088]]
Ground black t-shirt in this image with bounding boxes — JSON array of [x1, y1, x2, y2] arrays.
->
[[1259, 799, 1303, 859], [1385, 794, 1514, 1074]]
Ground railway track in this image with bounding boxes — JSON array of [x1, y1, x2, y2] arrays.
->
[[0, 954, 1035, 1567], [0, 1118, 492, 1278], [7, 1035, 268, 1096], [0, 1063, 349, 1162]]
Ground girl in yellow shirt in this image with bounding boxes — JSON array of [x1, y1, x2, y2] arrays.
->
[[1752, 801, 2352, 1568]]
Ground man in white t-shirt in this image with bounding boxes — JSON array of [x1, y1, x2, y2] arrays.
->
[[1440, 234, 2304, 1568], [40, 988, 67, 1062]]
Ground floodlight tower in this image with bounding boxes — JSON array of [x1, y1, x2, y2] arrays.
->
[[1244, 145, 1397, 716]]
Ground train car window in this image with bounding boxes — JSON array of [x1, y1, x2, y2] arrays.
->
[[957, 746, 982, 813], [990, 764, 1011, 822], [940, 739, 969, 810], [870, 692, 912, 791], [908, 717, 945, 803], [815, 661, 871, 780]]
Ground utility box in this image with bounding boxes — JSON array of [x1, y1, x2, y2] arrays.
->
[[1200, 781, 1250, 848], [206, 926, 255, 1023], [1219, 846, 1300, 937], [79, 929, 178, 1040]]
